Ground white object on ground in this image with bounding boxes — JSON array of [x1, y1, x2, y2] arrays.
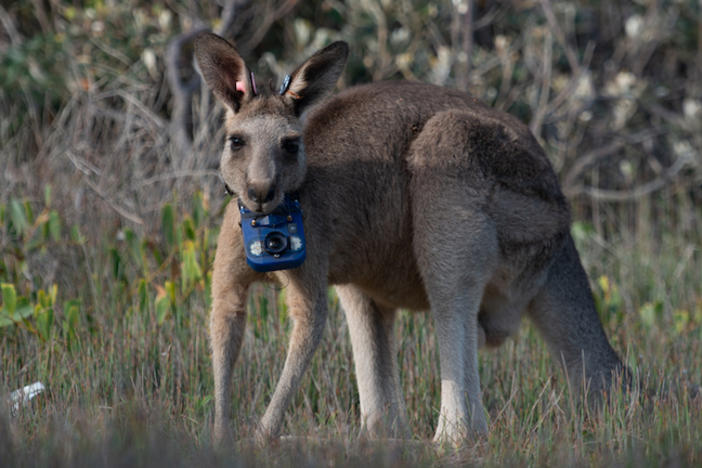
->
[[9, 381, 45, 413]]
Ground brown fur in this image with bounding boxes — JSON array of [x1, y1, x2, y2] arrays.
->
[[194, 33, 625, 444]]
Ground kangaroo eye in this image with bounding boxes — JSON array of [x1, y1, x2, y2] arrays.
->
[[229, 136, 245, 151], [282, 137, 300, 156]]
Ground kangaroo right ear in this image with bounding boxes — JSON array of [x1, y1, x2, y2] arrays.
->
[[283, 41, 349, 115], [194, 32, 252, 112]]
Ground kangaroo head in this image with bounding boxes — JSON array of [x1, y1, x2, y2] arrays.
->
[[194, 33, 348, 213]]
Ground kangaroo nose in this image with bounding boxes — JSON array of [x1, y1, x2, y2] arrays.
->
[[247, 184, 275, 204]]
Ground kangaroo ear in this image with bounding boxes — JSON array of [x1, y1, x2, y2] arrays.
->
[[283, 41, 349, 115], [194, 32, 252, 112]]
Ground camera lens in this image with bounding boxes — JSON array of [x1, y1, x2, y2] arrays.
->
[[264, 232, 288, 255]]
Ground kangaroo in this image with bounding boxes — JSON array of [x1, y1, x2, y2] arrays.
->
[[194, 32, 626, 444]]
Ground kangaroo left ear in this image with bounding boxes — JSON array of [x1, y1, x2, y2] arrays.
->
[[194, 32, 253, 113], [282, 41, 349, 115]]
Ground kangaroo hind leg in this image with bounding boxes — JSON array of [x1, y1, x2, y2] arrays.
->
[[409, 115, 500, 441], [414, 210, 497, 444], [336, 285, 409, 438]]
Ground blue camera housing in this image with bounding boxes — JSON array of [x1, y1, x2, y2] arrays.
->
[[238, 194, 306, 272]]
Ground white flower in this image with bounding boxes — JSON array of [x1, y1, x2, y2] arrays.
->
[[683, 98, 701, 120], [574, 72, 594, 100], [625, 15, 644, 38], [605, 71, 637, 97]]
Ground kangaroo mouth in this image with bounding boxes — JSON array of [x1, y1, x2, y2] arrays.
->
[[238, 193, 300, 217], [242, 195, 281, 215]]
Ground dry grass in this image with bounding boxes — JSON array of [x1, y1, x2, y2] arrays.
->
[[1, 204, 701, 466], [1, 1, 701, 466]]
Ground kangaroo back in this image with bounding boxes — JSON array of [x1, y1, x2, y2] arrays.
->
[[303, 80, 570, 259]]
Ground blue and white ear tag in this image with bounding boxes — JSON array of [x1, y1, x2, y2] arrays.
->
[[279, 74, 291, 95], [280, 74, 301, 100], [238, 194, 306, 272]]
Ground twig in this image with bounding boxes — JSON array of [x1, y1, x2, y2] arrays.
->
[[529, 29, 553, 136], [644, 101, 693, 133], [563, 129, 656, 189], [82, 177, 144, 225], [474, 3, 502, 31], [539, 0, 580, 74], [461, 0, 473, 85], [569, 154, 689, 202], [64, 149, 101, 177], [455, 0, 473, 92], [216, 0, 243, 36], [131, 169, 220, 190], [165, 0, 254, 158], [541, 41, 595, 121], [30, 0, 51, 34], [115, 90, 167, 130], [0, 4, 21, 46], [64, 151, 144, 224], [166, 27, 207, 156]]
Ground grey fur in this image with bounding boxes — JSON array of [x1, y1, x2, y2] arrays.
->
[[194, 32, 625, 445]]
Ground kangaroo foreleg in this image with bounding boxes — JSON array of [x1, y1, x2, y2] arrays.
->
[[210, 204, 260, 445], [257, 282, 328, 441], [211, 284, 249, 444]]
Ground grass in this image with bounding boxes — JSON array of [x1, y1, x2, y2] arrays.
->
[[1, 189, 701, 467], [1, 1, 700, 464]]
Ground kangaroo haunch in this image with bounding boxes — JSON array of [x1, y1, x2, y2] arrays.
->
[[194, 32, 627, 445]]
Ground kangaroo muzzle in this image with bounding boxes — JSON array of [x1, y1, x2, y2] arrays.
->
[[247, 184, 275, 204]]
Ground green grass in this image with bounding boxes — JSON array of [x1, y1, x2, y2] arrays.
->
[[1, 192, 701, 466], [1, 1, 700, 464]]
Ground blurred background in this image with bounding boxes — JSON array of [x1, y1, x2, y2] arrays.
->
[[1, 1, 701, 464], [2, 0, 700, 235]]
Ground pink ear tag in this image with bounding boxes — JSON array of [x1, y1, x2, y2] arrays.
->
[[235, 72, 258, 96]]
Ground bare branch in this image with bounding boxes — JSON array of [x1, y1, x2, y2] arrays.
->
[[0, 4, 21, 46], [567, 154, 690, 202], [240, 0, 298, 55], [165, 0, 254, 158], [539, 0, 580, 74], [454, 0, 473, 92], [30, 0, 52, 35], [562, 130, 657, 189], [131, 169, 220, 190], [83, 177, 144, 225], [166, 27, 206, 156], [216, 0, 251, 36], [64, 150, 145, 225], [529, 30, 553, 136]]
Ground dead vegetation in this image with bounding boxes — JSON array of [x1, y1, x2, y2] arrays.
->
[[1, 1, 701, 466]]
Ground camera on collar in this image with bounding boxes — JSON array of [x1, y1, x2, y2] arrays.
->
[[238, 194, 306, 272]]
